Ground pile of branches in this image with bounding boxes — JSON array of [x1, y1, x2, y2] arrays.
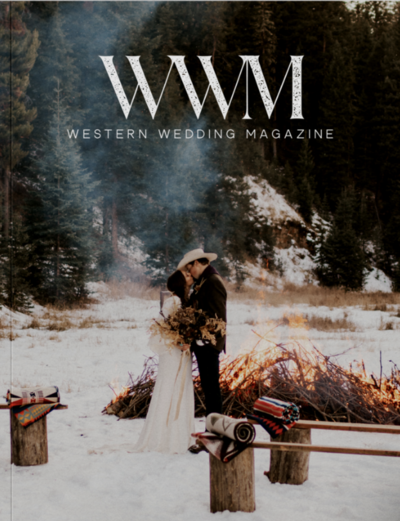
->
[[103, 343, 400, 425], [104, 357, 157, 419]]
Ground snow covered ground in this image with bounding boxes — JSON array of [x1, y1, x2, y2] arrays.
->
[[1, 284, 400, 520]]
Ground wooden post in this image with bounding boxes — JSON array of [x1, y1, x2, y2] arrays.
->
[[265, 428, 311, 485], [210, 447, 255, 513], [10, 409, 48, 466]]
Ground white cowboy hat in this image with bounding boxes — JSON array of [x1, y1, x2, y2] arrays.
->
[[177, 248, 217, 270]]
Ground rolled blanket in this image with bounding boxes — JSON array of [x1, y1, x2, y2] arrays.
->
[[193, 413, 256, 463], [7, 386, 60, 408], [206, 413, 255, 444], [248, 396, 300, 439], [192, 432, 247, 463]]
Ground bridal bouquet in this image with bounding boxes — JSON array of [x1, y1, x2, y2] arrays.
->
[[149, 306, 226, 350]]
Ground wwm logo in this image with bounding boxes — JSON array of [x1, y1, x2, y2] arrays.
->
[[100, 55, 304, 120]]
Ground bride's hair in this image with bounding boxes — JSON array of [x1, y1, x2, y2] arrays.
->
[[167, 270, 189, 305]]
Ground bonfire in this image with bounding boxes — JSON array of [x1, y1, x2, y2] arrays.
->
[[103, 316, 400, 425]]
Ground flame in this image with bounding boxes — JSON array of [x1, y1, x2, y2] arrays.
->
[[221, 317, 282, 391], [111, 386, 130, 403], [222, 309, 316, 391], [222, 309, 400, 415], [346, 359, 400, 409], [109, 379, 130, 404]]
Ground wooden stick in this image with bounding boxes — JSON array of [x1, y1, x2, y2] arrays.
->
[[293, 420, 400, 434], [252, 441, 400, 457], [247, 418, 400, 434], [0, 404, 9, 410]]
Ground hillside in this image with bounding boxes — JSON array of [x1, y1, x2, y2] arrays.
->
[[242, 176, 391, 292], [114, 175, 391, 293]]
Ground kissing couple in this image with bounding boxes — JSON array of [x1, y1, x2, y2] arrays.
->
[[134, 248, 227, 454]]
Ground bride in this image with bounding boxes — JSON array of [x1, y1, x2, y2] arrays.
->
[[134, 269, 195, 454]]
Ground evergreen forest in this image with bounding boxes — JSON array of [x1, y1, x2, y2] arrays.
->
[[1, 1, 400, 309]]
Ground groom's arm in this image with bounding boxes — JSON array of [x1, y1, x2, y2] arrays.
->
[[204, 275, 227, 322], [204, 275, 227, 351], [192, 274, 227, 350]]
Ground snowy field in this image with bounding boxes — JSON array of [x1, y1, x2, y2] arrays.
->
[[1, 283, 400, 520]]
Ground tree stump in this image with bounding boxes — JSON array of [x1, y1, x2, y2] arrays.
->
[[10, 409, 48, 466], [265, 428, 311, 485], [210, 447, 255, 513]]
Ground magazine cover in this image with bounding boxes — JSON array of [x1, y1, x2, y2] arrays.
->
[[1, 1, 400, 519]]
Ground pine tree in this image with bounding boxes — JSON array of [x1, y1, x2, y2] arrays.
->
[[0, 212, 6, 307], [391, 260, 400, 293], [26, 85, 98, 304], [71, 2, 150, 276], [351, 3, 377, 194], [0, 213, 32, 310], [0, 2, 39, 238], [225, 2, 277, 159], [316, 190, 366, 290], [279, 162, 298, 206], [317, 39, 355, 206], [374, 5, 400, 286], [320, 195, 332, 223], [295, 138, 315, 224], [26, 2, 82, 142]]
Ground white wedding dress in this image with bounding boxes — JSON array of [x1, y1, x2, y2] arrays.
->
[[134, 296, 195, 454]]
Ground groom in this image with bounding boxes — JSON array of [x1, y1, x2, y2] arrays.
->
[[177, 248, 227, 452]]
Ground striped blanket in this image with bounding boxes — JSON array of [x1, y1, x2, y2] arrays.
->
[[193, 413, 255, 463], [248, 396, 300, 438], [7, 386, 60, 408]]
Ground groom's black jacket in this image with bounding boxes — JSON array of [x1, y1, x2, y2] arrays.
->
[[189, 265, 227, 352]]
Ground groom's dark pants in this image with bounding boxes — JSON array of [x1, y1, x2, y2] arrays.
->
[[192, 343, 222, 416]]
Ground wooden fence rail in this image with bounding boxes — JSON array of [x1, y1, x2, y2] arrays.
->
[[285, 419, 400, 435], [252, 440, 400, 458]]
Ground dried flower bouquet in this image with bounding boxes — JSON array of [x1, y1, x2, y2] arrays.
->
[[149, 306, 226, 350]]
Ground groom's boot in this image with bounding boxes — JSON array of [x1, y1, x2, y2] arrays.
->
[[188, 440, 207, 454]]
